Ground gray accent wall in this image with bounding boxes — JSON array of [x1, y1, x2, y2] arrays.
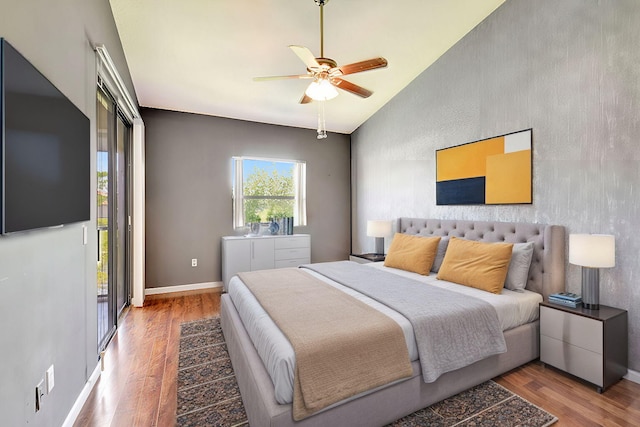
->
[[352, 0, 640, 371], [0, 1, 135, 426], [142, 108, 351, 289]]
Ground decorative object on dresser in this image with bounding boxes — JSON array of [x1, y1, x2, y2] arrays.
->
[[539, 302, 627, 393], [366, 219, 393, 254], [569, 234, 615, 310], [271, 217, 294, 235], [221, 234, 310, 291]]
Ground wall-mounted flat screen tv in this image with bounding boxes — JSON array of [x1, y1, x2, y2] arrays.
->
[[1, 38, 90, 234]]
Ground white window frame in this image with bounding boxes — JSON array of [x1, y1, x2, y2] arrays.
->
[[232, 156, 307, 229]]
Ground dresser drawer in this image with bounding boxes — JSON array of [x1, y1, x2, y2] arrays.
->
[[274, 236, 310, 250], [540, 306, 603, 354], [275, 258, 309, 268], [275, 247, 310, 261], [540, 335, 603, 386]]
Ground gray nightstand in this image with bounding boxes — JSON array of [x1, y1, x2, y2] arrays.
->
[[539, 301, 628, 392], [349, 253, 385, 264]]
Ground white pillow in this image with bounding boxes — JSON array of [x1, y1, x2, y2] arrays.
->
[[504, 242, 534, 291]]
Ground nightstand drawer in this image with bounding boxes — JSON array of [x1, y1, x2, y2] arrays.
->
[[275, 247, 310, 261], [540, 306, 603, 354], [275, 258, 308, 268], [541, 335, 603, 386]]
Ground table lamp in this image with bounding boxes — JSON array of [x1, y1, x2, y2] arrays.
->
[[367, 220, 393, 255], [569, 234, 615, 310]]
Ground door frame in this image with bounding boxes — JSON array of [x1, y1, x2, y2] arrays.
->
[[95, 44, 145, 307]]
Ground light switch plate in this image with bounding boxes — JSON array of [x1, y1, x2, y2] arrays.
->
[[46, 365, 55, 393]]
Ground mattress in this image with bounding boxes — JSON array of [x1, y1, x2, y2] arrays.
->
[[226, 262, 542, 404]]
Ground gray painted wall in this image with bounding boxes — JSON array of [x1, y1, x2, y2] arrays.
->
[[0, 1, 135, 425], [352, 0, 640, 371], [143, 108, 351, 289]]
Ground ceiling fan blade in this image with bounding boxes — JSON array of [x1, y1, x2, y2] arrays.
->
[[253, 74, 313, 82], [299, 92, 313, 104], [335, 57, 388, 76], [289, 45, 320, 69], [331, 78, 373, 98]]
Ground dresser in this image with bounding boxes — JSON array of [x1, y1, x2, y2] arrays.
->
[[539, 302, 628, 392], [221, 234, 310, 290]]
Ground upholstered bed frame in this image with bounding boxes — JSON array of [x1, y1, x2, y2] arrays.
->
[[220, 218, 566, 427]]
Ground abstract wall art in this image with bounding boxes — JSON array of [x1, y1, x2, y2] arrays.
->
[[436, 129, 532, 205]]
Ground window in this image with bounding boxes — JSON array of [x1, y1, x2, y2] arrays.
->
[[232, 157, 307, 228]]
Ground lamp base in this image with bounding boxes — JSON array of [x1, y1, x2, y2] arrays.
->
[[374, 237, 384, 255], [581, 267, 600, 310]]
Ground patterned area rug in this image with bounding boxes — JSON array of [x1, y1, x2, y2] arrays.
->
[[177, 317, 557, 427]]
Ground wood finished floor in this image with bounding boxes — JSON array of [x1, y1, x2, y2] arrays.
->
[[75, 290, 640, 427]]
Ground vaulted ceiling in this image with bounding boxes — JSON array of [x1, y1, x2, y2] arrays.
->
[[109, 0, 506, 134]]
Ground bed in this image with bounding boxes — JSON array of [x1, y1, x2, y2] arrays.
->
[[220, 218, 565, 427]]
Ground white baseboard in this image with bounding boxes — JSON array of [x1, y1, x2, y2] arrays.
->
[[62, 363, 101, 427], [625, 368, 640, 384], [144, 281, 223, 295]]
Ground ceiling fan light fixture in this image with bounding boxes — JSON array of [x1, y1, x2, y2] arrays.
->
[[305, 78, 338, 101]]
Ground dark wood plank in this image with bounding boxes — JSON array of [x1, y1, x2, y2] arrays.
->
[[76, 290, 640, 426]]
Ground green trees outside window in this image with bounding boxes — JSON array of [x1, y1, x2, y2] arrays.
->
[[243, 167, 294, 223], [232, 157, 307, 228]]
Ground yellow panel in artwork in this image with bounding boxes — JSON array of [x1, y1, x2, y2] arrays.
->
[[485, 150, 532, 204], [436, 137, 504, 182]]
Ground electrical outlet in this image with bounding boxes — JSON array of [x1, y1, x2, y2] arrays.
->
[[46, 365, 55, 393], [35, 379, 45, 412], [191, 258, 197, 267]]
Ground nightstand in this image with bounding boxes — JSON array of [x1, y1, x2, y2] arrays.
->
[[349, 253, 385, 264], [539, 301, 628, 392]]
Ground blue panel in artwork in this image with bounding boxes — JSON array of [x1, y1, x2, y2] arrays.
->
[[436, 177, 486, 205]]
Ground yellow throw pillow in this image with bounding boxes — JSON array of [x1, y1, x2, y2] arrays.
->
[[436, 236, 513, 294], [384, 233, 441, 275]]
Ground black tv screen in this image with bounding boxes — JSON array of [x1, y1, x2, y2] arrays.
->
[[1, 39, 90, 234]]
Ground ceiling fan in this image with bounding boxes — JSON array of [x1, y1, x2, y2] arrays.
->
[[253, 0, 388, 104]]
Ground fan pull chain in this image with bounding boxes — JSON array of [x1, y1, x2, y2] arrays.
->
[[317, 100, 328, 139]]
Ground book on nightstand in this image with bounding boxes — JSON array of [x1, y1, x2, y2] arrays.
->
[[548, 292, 582, 308]]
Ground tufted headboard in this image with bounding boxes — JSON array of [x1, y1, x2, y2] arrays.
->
[[397, 218, 566, 299]]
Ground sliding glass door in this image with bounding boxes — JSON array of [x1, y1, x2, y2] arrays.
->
[[115, 112, 130, 318], [97, 86, 132, 352]]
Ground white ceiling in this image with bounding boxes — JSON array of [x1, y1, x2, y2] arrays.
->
[[109, 0, 506, 134]]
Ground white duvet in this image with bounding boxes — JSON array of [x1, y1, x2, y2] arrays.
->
[[227, 262, 542, 404]]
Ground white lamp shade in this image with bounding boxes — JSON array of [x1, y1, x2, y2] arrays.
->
[[305, 79, 338, 101], [367, 220, 393, 238], [569, 234, 615, 268]]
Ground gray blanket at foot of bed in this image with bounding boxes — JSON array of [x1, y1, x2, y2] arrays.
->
[[302, 261, 507, 382]]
